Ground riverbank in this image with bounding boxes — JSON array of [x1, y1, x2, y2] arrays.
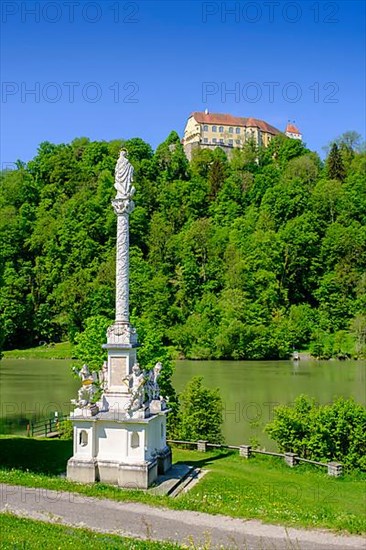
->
[[3, 342, 75, 360], [3, 343, 362, 363], [0, 437, 365, 536]]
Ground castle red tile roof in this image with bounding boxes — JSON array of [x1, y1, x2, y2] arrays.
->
[[190, 112, 281, 135], [285, 122, 301, 135]]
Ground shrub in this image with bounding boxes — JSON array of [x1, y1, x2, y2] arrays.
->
[[265, 395, 366, 471], [175, 376, 224, 444], [58, 419, 73, 440]]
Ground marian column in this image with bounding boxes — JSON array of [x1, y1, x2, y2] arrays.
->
[[103, 150, 138, 411], [113, 150, 135, 325], [67, 149, 171, 488]]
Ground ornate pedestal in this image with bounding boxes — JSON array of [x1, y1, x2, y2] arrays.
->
[[67, 411, 171, 489], [67, 150, 172, 489]]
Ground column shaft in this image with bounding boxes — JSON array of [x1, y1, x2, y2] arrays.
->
[[116, 212, 129, 323]]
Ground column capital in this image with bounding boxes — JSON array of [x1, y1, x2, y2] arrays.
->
[[106, 321, 138, 346], [112, 197, 135, 216]]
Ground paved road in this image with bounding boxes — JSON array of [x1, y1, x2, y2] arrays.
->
[[1, 484, 365, 549]]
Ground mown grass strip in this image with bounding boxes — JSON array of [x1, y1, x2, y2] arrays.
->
[[0, 437, 365, 535], [0, 513, 181, 549]]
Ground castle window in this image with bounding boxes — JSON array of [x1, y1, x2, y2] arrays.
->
[[212, 126, 217, 132], [236, 128, 240, 134], [229, 127, 233, 133], [236, 139, 241, 144], [203, 125, 208, 131], [219, 138, 224, 144], [219, 126, 224, 133], [212, 138, 217, 143], [228, 139, 233, 145], [204, 138, 208, 143]]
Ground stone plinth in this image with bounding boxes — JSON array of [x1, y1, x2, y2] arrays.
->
[[284, 452, 298, 467], [327, 461, 343, 477], [197, 440, 208, 452], [66, 409, 170, 489], [239, 445, 251, 459], [67, 458, 98, 484]]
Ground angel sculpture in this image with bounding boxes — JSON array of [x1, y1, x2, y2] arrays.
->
[[146, 362, 162, 401], [71, 364, 99, 407], [123, 363, 146, 412]]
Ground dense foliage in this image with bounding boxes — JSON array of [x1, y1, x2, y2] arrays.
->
[[174, 376, 224, 443], [265, 395, 366, 471], [0, 132, 365, 359]]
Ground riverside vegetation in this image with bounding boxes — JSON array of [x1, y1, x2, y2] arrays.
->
[[0, 132, 365, 360]]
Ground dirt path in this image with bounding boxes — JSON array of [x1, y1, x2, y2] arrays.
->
[[1, 484, 365, 549]]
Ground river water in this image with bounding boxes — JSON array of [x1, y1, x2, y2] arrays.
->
[[1, 358, 365, 448]]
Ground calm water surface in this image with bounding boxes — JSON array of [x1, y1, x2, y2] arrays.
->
[[0, 359, 78, 434], [1, 358, 365, 448], [173, 359, 366, 448]]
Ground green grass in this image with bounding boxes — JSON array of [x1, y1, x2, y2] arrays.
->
[[0, 437, 365, 535], [3, 341, 75, 360], [0, 513, 182, 549]]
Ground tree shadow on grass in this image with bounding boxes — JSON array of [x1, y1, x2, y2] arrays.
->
[[0, 439, 234, 477], [172, 449, 234, 470], [0, 437, 73, 475]]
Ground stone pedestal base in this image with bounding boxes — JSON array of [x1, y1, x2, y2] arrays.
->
[[66, 458, 159, 489], [118, 459, 158, 489], [67, 409, 170, 489], [157, 445, 172, 475], [67, 458, 97, 483], [96, 458, 158, 488]]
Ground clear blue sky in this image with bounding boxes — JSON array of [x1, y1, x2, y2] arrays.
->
[[1, 0, 365, 164]]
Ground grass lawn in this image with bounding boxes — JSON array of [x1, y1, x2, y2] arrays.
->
[[3, 342, 75, 360], [0, 513, 181, 549], [0, 436, 365, 535]]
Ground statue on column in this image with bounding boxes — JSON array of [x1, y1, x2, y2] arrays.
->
[[114, 149, 136, 199]]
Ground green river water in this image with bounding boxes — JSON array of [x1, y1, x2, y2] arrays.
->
[[0, 358, 365, 449]]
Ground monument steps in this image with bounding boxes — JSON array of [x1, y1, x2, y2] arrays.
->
[[169, 467, 205, 497], [149, 464, 201, 496]]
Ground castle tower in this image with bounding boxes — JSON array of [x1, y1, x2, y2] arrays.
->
[[285, 121, 302, 140]]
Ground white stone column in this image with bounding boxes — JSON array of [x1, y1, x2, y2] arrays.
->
[[102, 151, 138, 411], [112, 199, 133, 324]]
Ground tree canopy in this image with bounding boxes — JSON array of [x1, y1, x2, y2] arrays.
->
[[0, 133, 365, 360]]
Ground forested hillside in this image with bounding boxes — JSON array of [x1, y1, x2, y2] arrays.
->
[[0, 132, 365, 359]]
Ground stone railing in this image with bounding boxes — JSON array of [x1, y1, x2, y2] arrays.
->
[[166, 440, 343, 477]]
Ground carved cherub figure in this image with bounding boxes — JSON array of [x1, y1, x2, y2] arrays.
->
[[71, 364, 98, 407], [123, 363, 146, 412], [147, 362, 162, 401]]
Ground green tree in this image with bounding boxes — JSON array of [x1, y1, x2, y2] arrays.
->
[[73, 315, 111, 371], [177, 376, 224, 444], [1, 134, 364, 359], [327, 143, 346, 181], [334, 131, 364, 152], [266, 395, 366, 471]]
